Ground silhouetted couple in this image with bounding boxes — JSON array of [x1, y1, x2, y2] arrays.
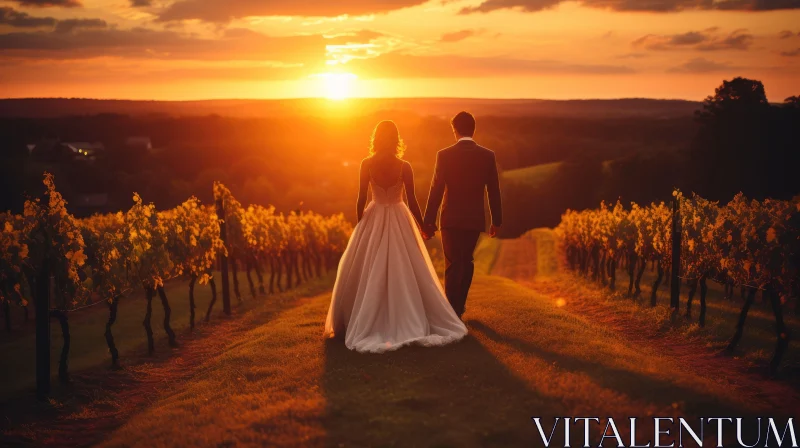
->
[[325, 111, 503, 353]]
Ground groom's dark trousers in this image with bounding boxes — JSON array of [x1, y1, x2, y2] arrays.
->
[[423, 138, 503, 317], [441, 228, 481, 316]]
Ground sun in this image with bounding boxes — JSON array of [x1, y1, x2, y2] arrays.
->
[[316, 72, 357, 100]]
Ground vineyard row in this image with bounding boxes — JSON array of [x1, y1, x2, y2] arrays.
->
[[0, 173, 353, 397], [555, 191, 799, 373]]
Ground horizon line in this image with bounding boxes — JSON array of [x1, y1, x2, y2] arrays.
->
[[0, 96, 702, 103]]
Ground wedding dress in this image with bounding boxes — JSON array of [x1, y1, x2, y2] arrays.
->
[[324, 177, 468, 353]]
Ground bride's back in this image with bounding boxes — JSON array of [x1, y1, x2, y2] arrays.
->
[[356, 120, 423, 224], [366, 155, 405, 189]]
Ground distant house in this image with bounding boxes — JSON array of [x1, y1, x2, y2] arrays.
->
[[30, 139, 104, 163], [125, 136, 153, 151], [63, 141, 104, 162]]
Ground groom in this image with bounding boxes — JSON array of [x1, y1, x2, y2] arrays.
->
[[422, 111, 503, 319]]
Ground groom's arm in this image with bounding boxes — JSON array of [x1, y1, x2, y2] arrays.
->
[[423, 152, 445, 232], [487, 151, 503, 228]]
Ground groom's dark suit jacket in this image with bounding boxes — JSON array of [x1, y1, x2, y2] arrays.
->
[[423, 139, 503, 233]]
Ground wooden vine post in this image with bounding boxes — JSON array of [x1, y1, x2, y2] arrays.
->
[[35, 257, 51, 400], [215, 196, 232, 316], [669, 191, 681, 312]]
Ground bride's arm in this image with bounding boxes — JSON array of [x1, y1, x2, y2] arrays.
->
[[356, 159, 370, 222], [402, 161, 424, 228]]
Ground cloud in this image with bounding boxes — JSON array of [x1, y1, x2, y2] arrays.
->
[[633, 29, 753, 51], [633, 31, 706, 48], [340, 52, 635, 78], [667, 57, 737, 73], [460, 0, 560, 13], [780, 48, 800, 56], [323, 29, 386, 44], [6, 0, 81, 7], [54, 18, 107, 33], [0, 27, 327, 63], [696, 29, 753, 50], [617, 52, 648, 59], [0, 6, 56, 27], [1, 7, 107, 34], [439, 29, 480, 43], [778, 30, 796, 39], [156, 0, 429, 23], [460, 0, 800, 14]]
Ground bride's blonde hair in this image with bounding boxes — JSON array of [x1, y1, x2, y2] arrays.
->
[[369, 120, 405, 158]]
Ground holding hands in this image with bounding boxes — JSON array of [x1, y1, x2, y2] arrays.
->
[[420, 224, 436, 241]]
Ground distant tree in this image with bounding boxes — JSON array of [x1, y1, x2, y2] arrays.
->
[[690, 78, 776, 201], [603, 150, 687, 205], [696, 77, 768, 122], [784, 96, 800, 108]]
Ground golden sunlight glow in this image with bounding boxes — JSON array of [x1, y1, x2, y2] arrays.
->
[[315, 72, 357, 100]]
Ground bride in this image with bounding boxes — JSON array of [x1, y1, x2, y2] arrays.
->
[[324, 120, 468, 353]]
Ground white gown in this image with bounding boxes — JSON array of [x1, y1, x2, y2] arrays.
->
[[324, 179, 468, 353]]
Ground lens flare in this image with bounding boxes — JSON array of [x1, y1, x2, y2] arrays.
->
[[314, 72, 357, 100]]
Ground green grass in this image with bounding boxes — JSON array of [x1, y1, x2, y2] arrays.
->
[[519, 228, 558, 276], [474, 235, 501, 275], [3, 235, 797, 447], [622, 267, 799, 367], [86, 272, 784, 447], [502, 160, 613, 190], [0, 270, 287, 401], [525, 229, 799, 371], [502, 162, 561, 188]]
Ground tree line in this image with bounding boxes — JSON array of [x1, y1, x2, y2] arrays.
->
[[501, 78, 800, 237]]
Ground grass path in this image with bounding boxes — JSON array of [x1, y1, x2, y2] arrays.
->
[[96, 280, 795, 446], [3, 233, 799, 447]]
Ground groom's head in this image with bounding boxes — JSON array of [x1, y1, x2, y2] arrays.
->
[[451, 111, 475, 140]]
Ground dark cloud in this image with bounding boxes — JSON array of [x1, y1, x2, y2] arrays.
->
[[156, 0, 429, 23], [130, 0, 151, 6], [460, 0, 800, 14], [341, 52, 635, 78], [7, 0, 81, 7], [780, 48, 800, 56], [1, 7, 106, 34], [778, 30, 795, 39], [0, 6, 56, 27], [440, 29, 480, 42], [460, 0, 560, 13], [667, 57, 736, 73], [54, 18, 107, 33], [0, 27, 326, 62], [633, 29, 753, 51], [633, 31, 707, 47], [697, 29, 753, 50]]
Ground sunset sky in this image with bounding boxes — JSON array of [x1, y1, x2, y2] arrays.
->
[[1, 0, 799, 101]]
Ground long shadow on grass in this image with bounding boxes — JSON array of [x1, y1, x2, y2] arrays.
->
[[469, 319, 767, 415], [322, 334, 554, 448], [466, 318, 794, 447]]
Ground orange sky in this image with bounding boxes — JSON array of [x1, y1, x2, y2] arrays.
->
[[1, 0, 798, 101]]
